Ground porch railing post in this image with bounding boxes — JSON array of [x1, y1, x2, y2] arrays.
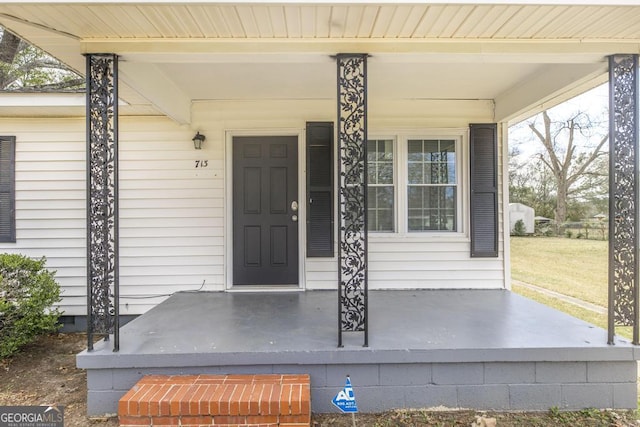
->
[[86, 53, 120, 352], [608, 53, 640, 345], [336, 53, 368, 347]]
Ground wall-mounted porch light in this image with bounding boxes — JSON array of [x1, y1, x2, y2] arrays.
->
[[192, 132, 206, 150]]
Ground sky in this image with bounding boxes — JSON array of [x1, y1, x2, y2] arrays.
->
[[508, 83, 609, 157]]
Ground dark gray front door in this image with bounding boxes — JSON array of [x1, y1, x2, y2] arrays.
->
[[232, 136, 299, 285]]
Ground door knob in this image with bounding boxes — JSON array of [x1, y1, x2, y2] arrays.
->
[[291, 214, 298, 222], [291, 201, 298, 212]]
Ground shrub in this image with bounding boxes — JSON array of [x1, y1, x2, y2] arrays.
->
[[0, 254, 62, 358], [512, 219, 527, 236], [565, 230, 573, 238]]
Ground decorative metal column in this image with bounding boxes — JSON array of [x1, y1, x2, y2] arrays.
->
[[608, 54, 639, 345], [336, 54, 368, 347], [86, 54, 120, 352]]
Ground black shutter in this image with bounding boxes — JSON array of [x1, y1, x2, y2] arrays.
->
[[0, 136, 16, 243], [470, 124, 498, 257], [306, 122, 334, 257]]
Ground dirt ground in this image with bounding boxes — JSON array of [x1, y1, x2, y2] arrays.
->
[[0, 333, 639, 427], [0, 333, 117, 427]]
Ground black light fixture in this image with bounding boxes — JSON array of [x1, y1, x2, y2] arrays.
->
[[192, 132, 206, 150]]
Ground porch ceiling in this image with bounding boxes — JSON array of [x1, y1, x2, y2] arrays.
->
[[1, 2, 639, 124]]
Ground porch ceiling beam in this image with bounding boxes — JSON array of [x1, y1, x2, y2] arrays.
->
[[80, 39, 640, 63], [118, 62, 191, 125], [495, 62, 608, 124]]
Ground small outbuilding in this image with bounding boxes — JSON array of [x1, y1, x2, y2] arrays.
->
[[509, 203, 535, 234]]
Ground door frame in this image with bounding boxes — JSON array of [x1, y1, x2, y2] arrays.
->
[[225, 129, 307, 291]]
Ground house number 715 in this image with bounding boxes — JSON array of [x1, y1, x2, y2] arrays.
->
[[195, 160, 209, 168]]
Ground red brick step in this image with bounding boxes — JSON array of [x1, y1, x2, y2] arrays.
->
[[118, 374, 311, 427]]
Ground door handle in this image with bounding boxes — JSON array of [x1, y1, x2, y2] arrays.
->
[[291, 214, 298, 222], [291, 201, 298, 212]]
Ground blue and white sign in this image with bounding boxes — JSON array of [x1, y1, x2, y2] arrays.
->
[[331, 376, 359, 413]]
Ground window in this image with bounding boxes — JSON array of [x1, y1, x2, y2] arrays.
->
[[367, 139, 394, 232], [407, 139, 457, 232], [367, 134, 460, 234], [0, 136, 15, 242]]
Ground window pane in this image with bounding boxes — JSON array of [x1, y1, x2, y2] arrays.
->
[[367, 164, 378, 185], [447, 159, 456, 183], [441, 140, 455, 156], [425, 162, 436, 184], [378, 163, 393, 184], [407, 139, 457, 186], [408, 140, 423, 161], [408, 178, 457, 229], [376, 209, 393, 231], [368, 186, 394, 232], [382, 140, 394, 160], [441, 140, 456, 184], [367, 140, 377, 161], [408, 162, 423, 184], [424, 140, 439, 162], [407, 186, 422, 210]]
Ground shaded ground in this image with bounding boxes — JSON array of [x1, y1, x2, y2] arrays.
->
[[0, 333, 638, 426], [0, 333, 117, 427]]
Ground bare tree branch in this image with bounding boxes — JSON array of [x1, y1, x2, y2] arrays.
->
[[520, 107, 609, 228]]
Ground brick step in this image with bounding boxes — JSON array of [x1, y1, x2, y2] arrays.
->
[[118, 374, 311, 427]]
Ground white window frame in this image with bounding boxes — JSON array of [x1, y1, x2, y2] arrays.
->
[[368, 129, 468, 240]]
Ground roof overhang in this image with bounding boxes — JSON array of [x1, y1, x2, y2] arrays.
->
[[1, 2, 638, 124]]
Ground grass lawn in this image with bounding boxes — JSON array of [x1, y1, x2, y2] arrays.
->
[[510, 236, 607, 307], [510, 236, 637, 341]]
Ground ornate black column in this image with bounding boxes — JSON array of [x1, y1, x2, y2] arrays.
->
[[336, 54, 368, 347], [608, 54, 639, 345], [86, 54, 119, 351]]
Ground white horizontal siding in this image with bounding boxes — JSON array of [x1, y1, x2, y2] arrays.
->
[[0, 97, 504, 316], [305, 257, 338, 290], [116, 117, 225, 315], [0, 116, 225, 316], [307, 238, 505, 291], [0, 118, 86, 314]]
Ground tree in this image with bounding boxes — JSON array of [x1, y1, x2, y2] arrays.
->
[[0, 28, 83, 91], [528, 110, 608, 228], [508, 145, 557, 220], [510, 87, 609, 234]]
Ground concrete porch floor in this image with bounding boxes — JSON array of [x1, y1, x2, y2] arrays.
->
[[77, 290, 640, 415]]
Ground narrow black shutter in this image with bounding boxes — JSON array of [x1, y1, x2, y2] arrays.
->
[[0, 136, 16, 243], [306, 122, 334, 257], [470, 124, 498, 257]]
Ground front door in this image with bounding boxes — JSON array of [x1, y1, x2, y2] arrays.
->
[[232, 136, 299, 285]]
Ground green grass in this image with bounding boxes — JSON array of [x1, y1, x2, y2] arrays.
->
[[510, 237, 607, 307], [513, 283, 608, 329], [510, 236, 635, 341]]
